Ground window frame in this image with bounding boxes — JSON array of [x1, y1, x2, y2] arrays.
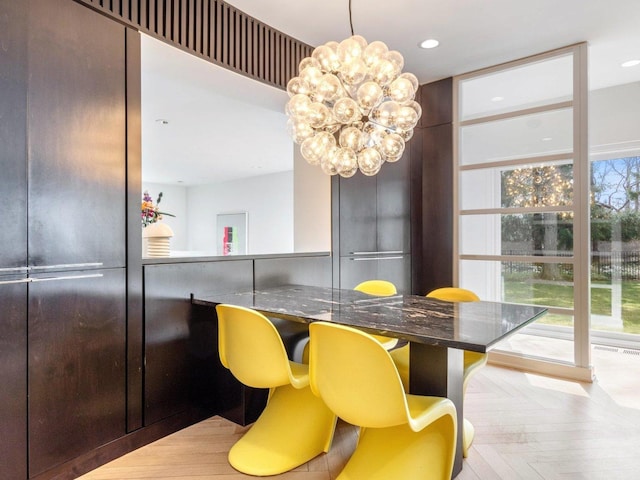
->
[[453, 44, 592, 380]]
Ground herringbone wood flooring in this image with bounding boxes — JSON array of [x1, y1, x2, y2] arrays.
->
[[79, 346, 640, 479]]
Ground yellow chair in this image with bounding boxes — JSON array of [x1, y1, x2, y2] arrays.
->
[[216, 304, 336, 476], [300, 279, 400, 363], [427, 287, 480, 303], [309, 321, 457, 480], [389, 286, 487, 458], [353, 280, 400, 350], [353, 279, 398, 296]]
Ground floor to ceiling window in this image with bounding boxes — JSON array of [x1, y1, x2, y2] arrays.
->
[[454, 45, 593, 380], [589, 80, 640, 348]]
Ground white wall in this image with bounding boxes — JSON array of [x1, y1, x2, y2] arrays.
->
[[144, 162, 331, 256], [590, 81, 640, 157], [293, 147, 331, 252], [186, 171, 294, 255]]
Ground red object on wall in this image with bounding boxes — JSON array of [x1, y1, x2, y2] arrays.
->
[[223, 226, 233, 256]]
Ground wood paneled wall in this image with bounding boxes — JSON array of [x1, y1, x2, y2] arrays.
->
[[75, 0, 314, 89], [412, 78, 454, 295]]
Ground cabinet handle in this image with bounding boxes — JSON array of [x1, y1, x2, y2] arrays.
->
[[350, 251, 404, 255], [0, 266, 29, 273], [29, 262, 103, 271], [30, 273, 104, 283], [351, 256, 404, 261], [0, 278, 31, 285]]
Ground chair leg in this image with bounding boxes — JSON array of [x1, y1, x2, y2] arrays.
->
[[229, 383, 336, 476], [463, 418, 474, 458], [337, 416, 455, 480], [461, 351, 486, 457]]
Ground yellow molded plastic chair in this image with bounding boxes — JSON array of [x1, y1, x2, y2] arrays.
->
[[309, 321, 457, 480], [353, 280, 400, 349], [353, 279, 398, 296], [389, 286, 487, 458], [300, 279, 400, 363], [427, 287, 480, 303], [216, 304, 336, 476]]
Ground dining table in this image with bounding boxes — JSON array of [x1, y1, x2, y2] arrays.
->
[[192, 284, 548, 478]]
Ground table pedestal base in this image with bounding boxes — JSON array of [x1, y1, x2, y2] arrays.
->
[[410, 344, 464, 478]]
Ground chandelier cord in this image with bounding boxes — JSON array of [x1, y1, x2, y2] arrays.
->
[[348, 0, 354, 36]]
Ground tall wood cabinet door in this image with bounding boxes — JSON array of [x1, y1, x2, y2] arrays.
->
[[376, 151, 411, 254], [338, 173, 378, 255], [0, 278, 28, 480], [0, 0, 28, 270], [28, 269, 126, 477], [27, 0, 127, 269]]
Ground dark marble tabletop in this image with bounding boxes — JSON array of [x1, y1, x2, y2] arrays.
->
[[193, 285, 548, 353]]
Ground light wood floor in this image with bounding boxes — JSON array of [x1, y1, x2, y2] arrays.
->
[[79, 346, 640, 479]]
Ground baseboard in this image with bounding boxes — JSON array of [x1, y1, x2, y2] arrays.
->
[[488, 350, 595, 383]]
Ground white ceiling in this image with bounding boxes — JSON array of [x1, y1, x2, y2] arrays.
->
[[142, 0, 640, 186], [141, 35, 292, 185], [225, 0, 640, 89]]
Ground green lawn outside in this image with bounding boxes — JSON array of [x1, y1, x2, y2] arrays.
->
[[503, 278, 640, 334]]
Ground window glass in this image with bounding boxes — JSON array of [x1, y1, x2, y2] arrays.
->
[[460, 108, 573, 166], [590, 156, 640, 335], [460, 161, 574, 210], [460, 213, 574, 256], [459, 259, 574, 309], [459, 54, 573, 121]]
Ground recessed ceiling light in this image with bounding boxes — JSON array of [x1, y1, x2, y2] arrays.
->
[[419, 39, 439, 49], [542, 137, 553, 142], [621, 59, 640, 68], [491, 96, 504, 102]]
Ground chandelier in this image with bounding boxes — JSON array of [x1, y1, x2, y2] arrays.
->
[[285, 5, 421, 177]]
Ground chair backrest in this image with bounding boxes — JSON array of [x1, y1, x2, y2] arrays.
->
[[427, 287, 480, 302], [354, 280, 397, 296], [309, 322, 410, 428], [216, 304, 293, 389]]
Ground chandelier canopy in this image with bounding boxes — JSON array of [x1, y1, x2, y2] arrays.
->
[[285, 34, 421, 177]]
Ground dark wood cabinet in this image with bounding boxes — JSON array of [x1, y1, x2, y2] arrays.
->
[[0, 0, 28, 271], [420, 77, 453, 127], [413, 78, 454, 295], [143, 260, 254, 425], [376, 152, 412, 254], [419, 123, 454, 294], [25, 2, 129, 476], [337, 155, 411, 256], [335, 78, 454, 296], [28, 270, 126, 477], [339, 254, 411, 293], [0, 4, 29, 474], [0, 278, 28, 480], [27, 0, 127, 270], [254, 255, 333, 289], [338, 172, 378, 255], [0, 1, 130, 477], [335, 149, 413, 293]]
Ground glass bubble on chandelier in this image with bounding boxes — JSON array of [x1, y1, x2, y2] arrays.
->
[[285, 35, 421, 177]]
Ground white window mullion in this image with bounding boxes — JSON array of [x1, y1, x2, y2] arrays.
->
[[572, 43, 591, 369]]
